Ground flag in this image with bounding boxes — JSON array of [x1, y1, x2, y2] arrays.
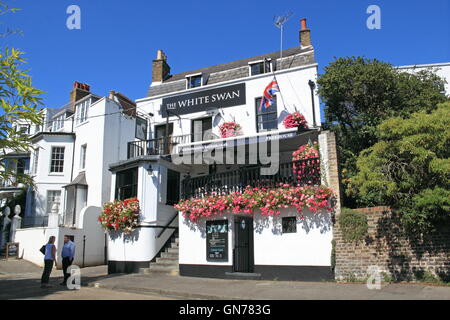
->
[[259, 77, 280, 111]]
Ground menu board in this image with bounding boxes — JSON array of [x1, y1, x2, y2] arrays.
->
[[206, 220, 228, 262]]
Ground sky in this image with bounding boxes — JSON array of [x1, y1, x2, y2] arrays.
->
[[2, 0, 449, 110]]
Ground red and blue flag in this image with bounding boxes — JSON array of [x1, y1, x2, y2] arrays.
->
[[259, 77, 280, 111]]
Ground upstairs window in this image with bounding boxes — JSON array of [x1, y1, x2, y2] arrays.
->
[[52, 115, 65, 131], [75, 98, 90, 125], [80, 144, 87, 170], [19, 125, 30, 134], [186, 74, 202, 89], [249, 60, 271, 76], [255, 96, 278, 132], [50, 147, 65, 173], [32, 148, 39, 174]]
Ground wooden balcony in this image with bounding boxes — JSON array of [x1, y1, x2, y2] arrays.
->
[[181, 158, 321, 200]]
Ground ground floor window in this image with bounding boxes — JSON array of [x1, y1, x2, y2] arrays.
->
[[115, 167, 138, 200], [46, 190, 61, 214]]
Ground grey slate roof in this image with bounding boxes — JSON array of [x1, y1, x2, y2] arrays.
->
[[147, 46, 315, 98]]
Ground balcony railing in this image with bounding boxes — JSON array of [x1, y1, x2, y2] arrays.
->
[[181, 158, 321, 200], [127, 133, 219, 159], [21, 216, 49, 229]]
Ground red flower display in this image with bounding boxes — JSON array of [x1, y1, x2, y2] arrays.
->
[[219, 121, 242, 138], [283, 112, 308, 129], [174, 184, 333, 222], [99, 198, 140, 233], [292, 142, 320, 184]]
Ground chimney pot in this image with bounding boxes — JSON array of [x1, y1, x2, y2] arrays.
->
[[301, 18, 307, 30], [299, 18, 312, 47]]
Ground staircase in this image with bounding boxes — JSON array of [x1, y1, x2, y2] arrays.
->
[[140, 232, 179, 276]]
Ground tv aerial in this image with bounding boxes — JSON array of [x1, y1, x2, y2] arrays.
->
[[273, 12, 293, 70]]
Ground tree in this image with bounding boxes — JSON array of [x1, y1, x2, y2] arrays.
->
[[348, 102, 450, 232], [317, 57, 448, 207], [0, 2, 43, 187]]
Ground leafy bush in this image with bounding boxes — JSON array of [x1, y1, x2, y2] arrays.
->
[[349, 103, 450, 232], [338, 208, 368, 242]]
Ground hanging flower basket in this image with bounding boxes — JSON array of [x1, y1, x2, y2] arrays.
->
[[292, 142, 321, 185], [219, 121, 242, 138], [99, 198, 140, 234], [283, 112, 308, 132]]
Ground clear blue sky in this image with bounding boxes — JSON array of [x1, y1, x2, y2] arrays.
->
[[2, 0, 449, 110]]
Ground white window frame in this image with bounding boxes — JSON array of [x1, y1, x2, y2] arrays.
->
[[185, 73, 203, 89], [49, 146, 65, 174], [75, 98, 91, 126], [32, 148, 39, 175], [46, 190, 61, 215], [79, 144, 87, 170], [248, 59, 272, 76]]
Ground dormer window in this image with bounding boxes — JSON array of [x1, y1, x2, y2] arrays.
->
[[186, 73, 202, 89], [249, 59, 272, 76]]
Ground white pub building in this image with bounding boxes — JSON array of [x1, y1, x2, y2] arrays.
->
[[107, 19, 342, 281]]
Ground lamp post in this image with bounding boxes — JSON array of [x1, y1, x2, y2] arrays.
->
[[308, 80, 317, 128]]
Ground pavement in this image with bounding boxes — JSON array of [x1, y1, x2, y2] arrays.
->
[[1, 258, 449, 300]]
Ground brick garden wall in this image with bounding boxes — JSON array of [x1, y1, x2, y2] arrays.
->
[[334, 206, 450, 281]]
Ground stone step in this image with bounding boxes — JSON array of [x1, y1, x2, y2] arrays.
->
[[139, 267, 179, 276], [150, 262, 179, 270], [161, 252, 178, 259], [156, 256, 178, 263], [167, 247, 179, 254], [171, 242, 179, 249], [154, 259, 179, 266]]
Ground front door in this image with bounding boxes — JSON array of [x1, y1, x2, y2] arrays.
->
[[233, 216, 254, 273]]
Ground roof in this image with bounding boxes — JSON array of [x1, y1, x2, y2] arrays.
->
[[30, 131, 75, 142], [63, 171, 87, 188], [147, 46, 315, 97]]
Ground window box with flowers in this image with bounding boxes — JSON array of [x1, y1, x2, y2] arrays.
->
[[174, 184, 333, 223], [283, 112, 308, 133], [99, 198, 140, 233], [219, 121, 242, 138]]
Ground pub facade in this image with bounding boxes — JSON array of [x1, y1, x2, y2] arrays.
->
[[107, 19, 341, 280]]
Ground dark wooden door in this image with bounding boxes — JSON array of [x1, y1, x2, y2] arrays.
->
[[233, 216, 254, 273]]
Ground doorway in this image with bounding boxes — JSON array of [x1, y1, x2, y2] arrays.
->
[[233, 216, 254, 273]]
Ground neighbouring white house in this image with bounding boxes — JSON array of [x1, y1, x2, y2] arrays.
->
[[10, 82, 137, 268], [397, 62, 450, 95], [106, 18, 342, 281]]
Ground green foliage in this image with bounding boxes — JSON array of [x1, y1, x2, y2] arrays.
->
[[0, 1, 43, 187], [0, 188, 26, 215], [317, 57, 448, 207], [349, 103, 450, 232], [338, 208, 368, 242]]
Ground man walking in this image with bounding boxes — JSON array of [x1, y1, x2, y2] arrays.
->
[[60, 235, 75, 286]]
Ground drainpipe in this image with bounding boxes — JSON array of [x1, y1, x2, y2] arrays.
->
[[308, 80, 317, 128]]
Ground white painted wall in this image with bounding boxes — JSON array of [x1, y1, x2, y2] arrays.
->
[[398, 62, 450, 95], [136, 63, 320, 142], [179, 208, 332, 267]]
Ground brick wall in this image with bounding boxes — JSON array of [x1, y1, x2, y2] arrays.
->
[[334, 206, 450, 281]]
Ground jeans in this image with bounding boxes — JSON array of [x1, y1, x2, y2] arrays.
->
[[41, 259, 54, 284], [62, 257, 74, 284]]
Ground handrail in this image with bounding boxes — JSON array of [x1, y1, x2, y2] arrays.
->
[[157, 212, 179, 238]]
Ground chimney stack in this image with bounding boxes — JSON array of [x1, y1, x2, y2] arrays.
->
[[70, 81, 91, 111], [299, 18, 312, 47], [152, 49, 171, 83]]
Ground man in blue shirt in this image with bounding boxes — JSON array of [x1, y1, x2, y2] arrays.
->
[[60, 235, 75, 286]]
